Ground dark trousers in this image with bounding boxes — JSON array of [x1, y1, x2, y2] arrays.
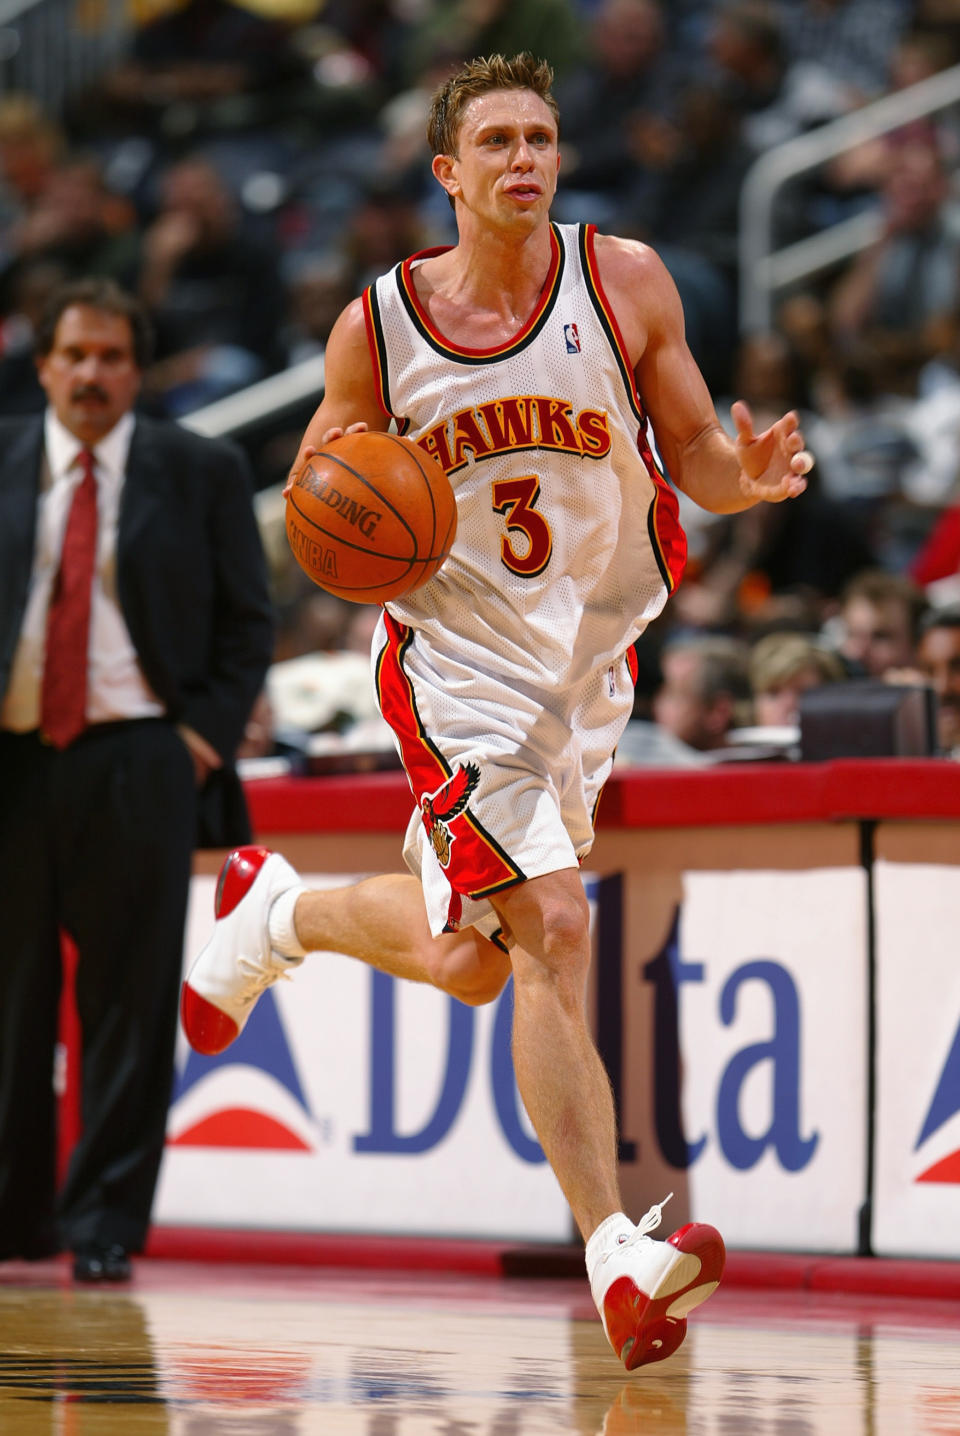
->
[[0, 720, 196, 1256]]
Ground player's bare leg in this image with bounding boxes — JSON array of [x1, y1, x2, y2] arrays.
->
[[181, 846, 723, 1370], [293, 872, 511, 1004], [181, 849, 511, 1053], [491, 868, 621, 1238], [491, 867, 724, 1370]]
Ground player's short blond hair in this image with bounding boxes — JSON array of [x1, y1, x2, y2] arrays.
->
[[427, 52, 558, 158]]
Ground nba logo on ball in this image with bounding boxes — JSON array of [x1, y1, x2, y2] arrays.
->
[[564, 323, 581, 354]]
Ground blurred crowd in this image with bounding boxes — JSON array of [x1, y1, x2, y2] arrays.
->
[[4, 0, 960, 765]]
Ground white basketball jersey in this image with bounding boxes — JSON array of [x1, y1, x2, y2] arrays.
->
[[364, 220, 686, 695]]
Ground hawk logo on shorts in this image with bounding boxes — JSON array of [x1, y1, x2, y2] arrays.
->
[[421, 762, 480, 867]]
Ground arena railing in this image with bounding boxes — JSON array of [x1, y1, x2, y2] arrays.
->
[[180, 354, 326, 442], [738, 62, 960, 334]]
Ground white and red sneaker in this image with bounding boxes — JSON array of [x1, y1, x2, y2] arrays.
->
[[180, 846, 305, 1056], [586, 1195, 725, 1371]]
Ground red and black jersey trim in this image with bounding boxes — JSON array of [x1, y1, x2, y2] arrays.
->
[[375, 612, 526, 899], [579, 223, 646, 428], [579, 223, 686, 594], [362, 285, 396, 422], [395, 226, 565, 365]]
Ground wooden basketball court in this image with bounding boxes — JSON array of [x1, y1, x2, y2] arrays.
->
[[1, 1255, 958, 1433]]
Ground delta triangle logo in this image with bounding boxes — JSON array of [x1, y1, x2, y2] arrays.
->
[[914, 1017, 960, 1184], [168, 988, 315, 1151]]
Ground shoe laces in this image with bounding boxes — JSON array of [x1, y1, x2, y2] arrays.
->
[[234, 951, 293, 1009], [602, 1192, 674, 1262]]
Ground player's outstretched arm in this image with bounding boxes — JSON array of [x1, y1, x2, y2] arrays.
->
[[600, 234, 812, 514], [284, 298, 391, 497]]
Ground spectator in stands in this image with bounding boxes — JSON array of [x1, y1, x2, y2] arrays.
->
[[400, 0, 584, 95], [319, 0, 430, 97], [778, 0, 914, 121], [625, 80, 751, 394], [552, 0, 679, 226], [699, 0, 793, 152], [2, 156, 141, 296], [828, 139, 960, 393], [722, 329, 813, 430], [749, 630, 846, 728], [824, 27, 960, 205], [0, 95, 65, 270], [137, 155, 287, 415], [776, 291, 834, 394], [0, 259, 67, 416], [672, 335, 876, 635], [342, 178, 433, 295], [652, 634, 753, 752], [832, 569, 929, 677], [84, 0, 313, 149], [802, 345, 932, 570], [613, 637, 710, 766], [281, 254, 355, 368], [373, 49, 467, 225], [916, 604, 960, 755]]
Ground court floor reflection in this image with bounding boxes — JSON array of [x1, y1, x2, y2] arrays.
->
[[0, 1261, 957, 1434]]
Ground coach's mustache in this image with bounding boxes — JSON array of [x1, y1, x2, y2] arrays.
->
[[71, 384, 110, 403]]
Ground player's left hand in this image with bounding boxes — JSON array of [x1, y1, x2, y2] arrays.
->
[[731, 401, 813, 504]]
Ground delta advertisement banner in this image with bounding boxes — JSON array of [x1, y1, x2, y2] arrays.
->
[[872, 858, 960, 1259], [611, 867, 868, 1254], [156, 865, 869, 1251], [157, 873, 571, 1241]]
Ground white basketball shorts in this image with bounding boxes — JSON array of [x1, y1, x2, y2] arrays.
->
[[373, 609, 637, 940]]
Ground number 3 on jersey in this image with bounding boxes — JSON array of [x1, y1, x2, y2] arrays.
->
[[492, 476, 553, 577]]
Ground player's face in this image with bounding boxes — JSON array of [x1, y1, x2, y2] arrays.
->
[[37, 304, 142, 444], [437, 89, 559, 230]]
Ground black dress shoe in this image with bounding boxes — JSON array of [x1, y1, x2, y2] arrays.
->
[[72, 1243, 132, 1283]]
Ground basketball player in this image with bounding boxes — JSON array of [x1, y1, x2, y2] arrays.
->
[[182, 53, 812, 1370]]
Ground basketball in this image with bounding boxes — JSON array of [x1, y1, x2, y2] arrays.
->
[[285, 431, 457, 604]]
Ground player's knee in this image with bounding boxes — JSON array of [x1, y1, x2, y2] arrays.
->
[[533, 890, 591, 971], [448, 960, 511, 1006], [428, 933, 511, 1006], [495, 873, 590, 959], [547, 902, 589, 957], [505, 886, 592, 1000]]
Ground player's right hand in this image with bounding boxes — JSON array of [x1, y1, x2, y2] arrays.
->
[[283, 423, 369, 498]]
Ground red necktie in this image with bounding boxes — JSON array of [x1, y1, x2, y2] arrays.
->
[[40, 448, 98, 749]]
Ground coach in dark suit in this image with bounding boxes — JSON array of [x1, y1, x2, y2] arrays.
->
[[0, 277, 274, 1280]]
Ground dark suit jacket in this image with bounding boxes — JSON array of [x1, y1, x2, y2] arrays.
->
[[0, 411, 275, 847]]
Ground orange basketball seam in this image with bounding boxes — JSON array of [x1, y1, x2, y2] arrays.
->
[[380, 431, 442, 553], [302, 450, 420, 545], [286, 489, 423, 566], [286, 432, 456, 602]]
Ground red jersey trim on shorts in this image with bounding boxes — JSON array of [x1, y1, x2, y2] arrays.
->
[[395, 226, 564, 364], [579, 224, 687, 594], [375, 612, 526, 899]]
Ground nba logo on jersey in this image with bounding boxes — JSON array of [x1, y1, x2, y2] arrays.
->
[[564, 323, 581, 354]]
